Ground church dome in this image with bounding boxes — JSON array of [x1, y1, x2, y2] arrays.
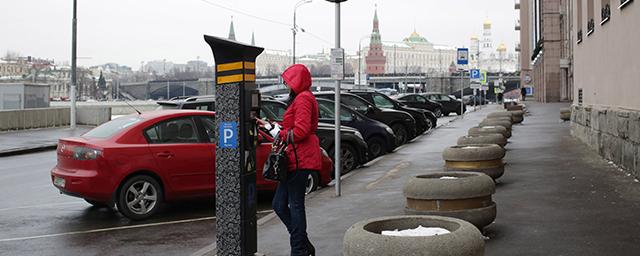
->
[[403, 30, 429, 44], [497, 42, 507, 52]]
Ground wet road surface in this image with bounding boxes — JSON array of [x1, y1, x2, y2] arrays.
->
[[0, 151, 273, 255]]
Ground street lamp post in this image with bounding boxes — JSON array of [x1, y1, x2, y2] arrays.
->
[[70, 0, 77, 129], [326, 0, 347, 197], [292, 0, 312, 64], [357, 35, 369, 88]]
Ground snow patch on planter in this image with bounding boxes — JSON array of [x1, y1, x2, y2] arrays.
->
[[440, 176, 459, 180], [381, 225, 451, 237]]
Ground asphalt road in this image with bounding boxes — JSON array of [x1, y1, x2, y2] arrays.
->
[[0, 151, 273, 256]]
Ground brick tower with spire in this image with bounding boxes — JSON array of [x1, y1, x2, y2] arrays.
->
[[366, 7, 386, 75]]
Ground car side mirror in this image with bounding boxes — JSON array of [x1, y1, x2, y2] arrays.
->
[[366, 105, 375, 114]]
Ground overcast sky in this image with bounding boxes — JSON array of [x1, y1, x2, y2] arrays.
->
[[1, 0, 518, 69]]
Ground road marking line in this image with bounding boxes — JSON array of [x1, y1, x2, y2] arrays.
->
[[0, 201, 83, 212], [365, 161, 410, 190], [0, 210, 273, 243]]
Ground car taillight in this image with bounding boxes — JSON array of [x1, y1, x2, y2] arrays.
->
[[72, 146, 102, 160]]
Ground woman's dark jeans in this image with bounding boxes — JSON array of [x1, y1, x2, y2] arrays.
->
[[272, 169, 313, 256]]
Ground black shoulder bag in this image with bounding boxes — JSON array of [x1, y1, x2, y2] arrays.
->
[[263, 130, 299, 182]]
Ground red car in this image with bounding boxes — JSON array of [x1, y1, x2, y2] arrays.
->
[[51, 110, 333, 220]]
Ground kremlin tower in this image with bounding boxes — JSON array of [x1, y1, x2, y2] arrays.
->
[[365, 8, 386, 75]]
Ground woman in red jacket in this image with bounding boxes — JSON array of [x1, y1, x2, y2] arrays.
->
[[272, 64, 321, 256]]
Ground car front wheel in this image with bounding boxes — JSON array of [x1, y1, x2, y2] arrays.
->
[[367, 137, 387, 159], [391, 124, 408, 146], [330, 144, 359, 173], [116, 175, 163, 220]]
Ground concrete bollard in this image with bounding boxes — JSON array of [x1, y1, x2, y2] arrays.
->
[[487, 111, 515, 123], [479, 118, 512, 132], [469, 125, 510, 139], [508, 110, 525, 123], [458, 134, 507, 148], [443, 144, 506, 180], [343, 215, 484, 256], [403, 172, 497, 229], [560, 108, 571, 121]]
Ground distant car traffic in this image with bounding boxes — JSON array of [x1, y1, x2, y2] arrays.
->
[[314, 92, 416, 147], [394, 94, 445, 118], [316, 98, 396, 159], [423, 92, 466, 116], [51, 110, 333, 220]]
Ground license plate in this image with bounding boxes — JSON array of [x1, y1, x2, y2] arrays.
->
[[53, 176, 66, 188]]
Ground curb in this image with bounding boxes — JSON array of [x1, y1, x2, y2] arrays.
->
[[0, 144, 58, 157]]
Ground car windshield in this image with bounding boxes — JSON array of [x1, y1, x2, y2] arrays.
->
[[372, 94, 396, 109], [317, 101, 355, 122], [155, 104, 179, 110], [83, 116, 143, 138]]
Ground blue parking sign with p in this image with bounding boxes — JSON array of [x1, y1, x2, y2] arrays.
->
[[470, 69, 481, 79], [219, 121, 238, 148]]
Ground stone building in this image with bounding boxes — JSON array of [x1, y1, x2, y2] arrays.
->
[[518, 0, 574, 102], [361, 8, 457, 75], [570, 0, 640, 177]]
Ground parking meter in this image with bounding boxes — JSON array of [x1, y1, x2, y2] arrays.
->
[[204, 35, 264, 256]]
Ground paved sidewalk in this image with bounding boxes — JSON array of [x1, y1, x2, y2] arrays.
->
[[253, 102, 640, 255], [0, 127, 92, 156]]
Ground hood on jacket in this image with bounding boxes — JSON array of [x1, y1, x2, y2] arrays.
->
[[281, 64, 312, 95]]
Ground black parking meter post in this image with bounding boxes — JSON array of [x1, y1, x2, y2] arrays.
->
[[204, 35, 264, 256]]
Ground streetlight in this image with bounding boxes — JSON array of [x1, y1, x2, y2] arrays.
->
[[292, 0, 312, 64], [70, 0, 77, 128], [326, 0, 347, 197], [357, 35, 369, 87]]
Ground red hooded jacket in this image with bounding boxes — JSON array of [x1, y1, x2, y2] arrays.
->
[[280, 64, 322, 171]]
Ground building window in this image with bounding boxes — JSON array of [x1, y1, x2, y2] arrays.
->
[[587, 0, 595, 35], [619, 0, 634, 9], [601, 0, 611, 24]]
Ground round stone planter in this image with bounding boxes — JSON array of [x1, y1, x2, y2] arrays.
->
[[479, 118, 512, 131], [443, 144, 506, 180], [458, 134, 507, 148], [343, 215, 484, 256], [403, 172, 497, 229], [487, 111, 514, 123], [509, 110, 524, 123], [560, 108, 571, 121], [469, 125, 510, 139], [506, 104, 523, 111]]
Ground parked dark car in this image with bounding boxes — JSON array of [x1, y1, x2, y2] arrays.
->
[[316, 98, 396, 159], [156, 95, 215, 111], [394, 94, 445, 118], [346, 90, 435, 135], [314, 92, 416, 147], [423, 92, 466, 116], [260, 98, 368, 173]]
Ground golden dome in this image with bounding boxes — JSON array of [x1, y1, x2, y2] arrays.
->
[[471, 35, 479, 40], [497, 42, 507, 51], [483, 19, 492, 25]]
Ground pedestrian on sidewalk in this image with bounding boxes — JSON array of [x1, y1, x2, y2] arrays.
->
[[521, 87, 527, 101], [272, 64, 321, 256]]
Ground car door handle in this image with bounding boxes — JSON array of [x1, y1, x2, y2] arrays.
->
[[156, 152, 174, 158]]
